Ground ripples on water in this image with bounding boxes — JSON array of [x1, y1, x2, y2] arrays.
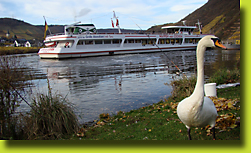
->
[[13, 49, 240, 123]]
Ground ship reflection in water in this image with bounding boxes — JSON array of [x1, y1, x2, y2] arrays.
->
[[17, 49, 240, 124]]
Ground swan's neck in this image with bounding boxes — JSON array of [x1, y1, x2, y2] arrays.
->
[[191, 43, 206, 102]]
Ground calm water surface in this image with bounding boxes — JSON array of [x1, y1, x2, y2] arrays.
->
[[14, 49, 240, 123]]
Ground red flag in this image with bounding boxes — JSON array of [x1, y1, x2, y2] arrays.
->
[[116, 18, 119, 26], [111, 19, 114, 28]]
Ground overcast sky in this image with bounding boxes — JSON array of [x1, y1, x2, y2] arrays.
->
[[0, 0, 208, 30]]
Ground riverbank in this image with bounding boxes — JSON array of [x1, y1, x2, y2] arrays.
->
[[70, 66, 240, 140], [0, 52, 240, 140], [71, 84, 240, 140], [0, 47, 41, 55]]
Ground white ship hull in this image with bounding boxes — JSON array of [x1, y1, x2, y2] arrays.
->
[[38, 22, 207, 59], [39, 42, 197, 59]]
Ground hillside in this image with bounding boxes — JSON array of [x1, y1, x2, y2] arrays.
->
[[147, 0, 240, 40], [0, 18, 44, 40], [0, 18, 143, 41], [0, 0, 240, 41]]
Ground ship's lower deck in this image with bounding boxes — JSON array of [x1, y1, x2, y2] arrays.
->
[[38, 44, 197, 59]]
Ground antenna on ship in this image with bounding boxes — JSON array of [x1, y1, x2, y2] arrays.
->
[[182, 20, 187, 26], [112, 11, 121, 33], [196, 19, 202, 34]]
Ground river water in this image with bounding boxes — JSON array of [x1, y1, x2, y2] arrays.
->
[[12, 49, 240, 124]]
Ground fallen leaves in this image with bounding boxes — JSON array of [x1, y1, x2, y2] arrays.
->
[[209, 97, 240, 111], [76, 128, 87, 137], [208, 97, 240, 134], [215, 113, 240, 132], [99, 113, 110, 120]]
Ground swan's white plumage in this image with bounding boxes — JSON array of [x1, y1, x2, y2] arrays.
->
[[177, 96, 217, 128], [177, 35, 219, 138]]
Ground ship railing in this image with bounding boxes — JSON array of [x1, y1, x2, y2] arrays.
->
[[47, 33, 65, 37]]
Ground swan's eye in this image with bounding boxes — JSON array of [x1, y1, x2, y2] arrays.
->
[[211, 38, 219, 43]]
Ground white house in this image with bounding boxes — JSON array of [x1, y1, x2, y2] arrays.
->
[[25, 41, 31, 47]]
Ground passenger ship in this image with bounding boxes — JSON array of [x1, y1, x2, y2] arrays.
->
[[38, 16, 207, 59]]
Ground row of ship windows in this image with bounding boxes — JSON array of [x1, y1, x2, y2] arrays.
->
[[76, 38, 201, 45]]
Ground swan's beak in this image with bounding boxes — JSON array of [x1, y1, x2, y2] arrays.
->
[[215, 40, 227, 50]]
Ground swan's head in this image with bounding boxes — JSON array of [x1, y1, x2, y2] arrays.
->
[[199, 35, 227, 49]]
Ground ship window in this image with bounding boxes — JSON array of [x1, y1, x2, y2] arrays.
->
[[127, 39, 134, 43], [77, 40, 84, 45], [95, 40, 102, 44], [147, 39, 156, 44], [135, 39, 141, 43], [159, 39, 165, 44], [166, 39, 170, 44], [112, 39, 121, 44], [104, 40, 111, 44], [85, 40, 93, 45], [142, 39, 147, 46], [176, 39, 182, 44], [171, 39, 175, 44], [195, 39, 200, 44]]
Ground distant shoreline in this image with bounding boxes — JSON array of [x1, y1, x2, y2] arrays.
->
[[0, 47, 41, 55]]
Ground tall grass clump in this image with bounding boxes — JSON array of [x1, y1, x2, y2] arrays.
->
[[22, 81, 79, 140], [167, 75, 197, 102]]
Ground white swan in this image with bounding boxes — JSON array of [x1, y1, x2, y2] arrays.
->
[[177, 35, 227, 140]]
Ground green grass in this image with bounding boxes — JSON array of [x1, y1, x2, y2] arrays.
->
[[0, 47, 41, 55], [71, 85, 240, 140], [217, 86, 240, 100]]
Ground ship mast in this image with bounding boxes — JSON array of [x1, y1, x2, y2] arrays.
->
[[196, 19, 202, 34]]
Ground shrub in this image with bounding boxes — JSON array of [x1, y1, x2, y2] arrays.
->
[[0, 56, 31, 139], [167, 75, 197, 102], [167, 67, 240, 103], [207, 68, 240, 85]]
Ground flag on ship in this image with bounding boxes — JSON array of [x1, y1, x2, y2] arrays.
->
[[111, 18, 114, 28], [44, 20, 48, 39], [116, 18, 119, 26]]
